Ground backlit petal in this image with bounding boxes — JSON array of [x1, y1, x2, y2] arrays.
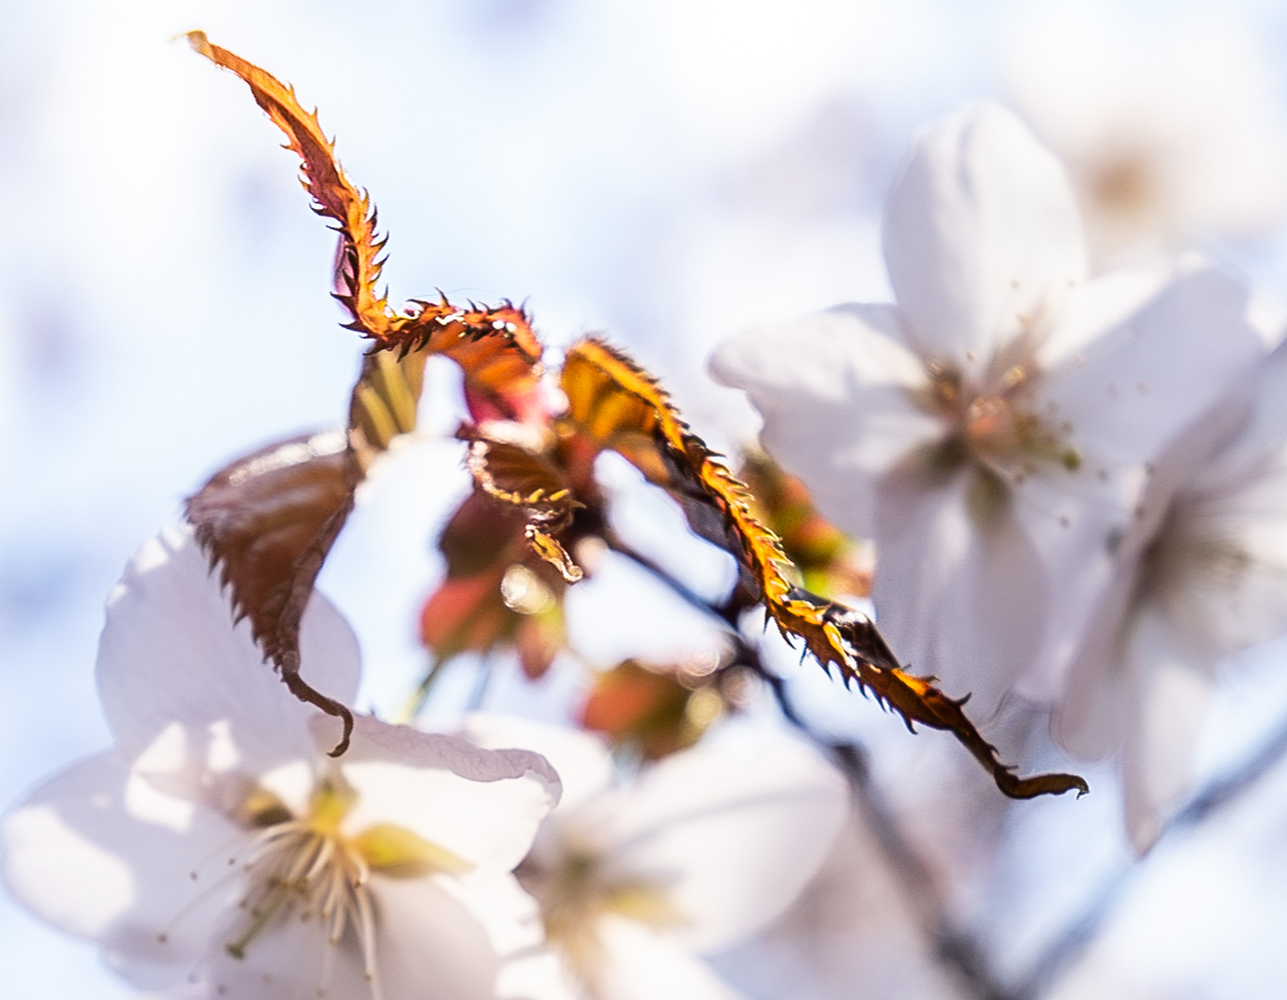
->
[[883, 102, 1087, 375]]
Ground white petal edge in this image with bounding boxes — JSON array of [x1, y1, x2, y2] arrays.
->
[[709, 304, 940, 539], [2, 751, 244, 991], [97, 526, 362, 780], [335, 714, 560, 876]]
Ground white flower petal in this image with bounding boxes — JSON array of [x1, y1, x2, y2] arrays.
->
[[709, 304, 940, 538], [1120, 613, 1213, 854], [882, 102, 1087, 374], [1042, 260, 1260, 477], [1163, 346, 1287, 657], [594, 914, 748, 1000], [97, 527, 362, 780], [605, 728, 847, 952], [367, 877, 504, 1000], [1050, 562, 1137, 763], [872, 465, 1047, 718], [1015, 261, 1263, 698], [2, 751, 242, 990], [337, 715, 560, 876], [464, 712, 615, 816]]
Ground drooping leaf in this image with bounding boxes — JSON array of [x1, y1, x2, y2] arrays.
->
[[559, 338, 1087, 799], [186, 429, 359, 747], [186, 351, 429, 755]]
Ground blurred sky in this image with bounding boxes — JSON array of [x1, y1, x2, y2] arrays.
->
[[6, 1, 1287, 997]]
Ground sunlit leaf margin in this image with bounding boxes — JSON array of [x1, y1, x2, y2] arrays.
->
[[560, 339, 1087, 799], [185, 35, 1086, 796], [186, 32, 546, 420]]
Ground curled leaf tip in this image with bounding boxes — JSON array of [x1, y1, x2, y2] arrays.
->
[[184, 30, 212, 56], [996, 768, 1090, 800]]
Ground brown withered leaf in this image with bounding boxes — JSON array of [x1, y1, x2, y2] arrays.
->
[[186, 351, 428, 756], [186, 429, 358, 749], [559, 338, 1087, 799]]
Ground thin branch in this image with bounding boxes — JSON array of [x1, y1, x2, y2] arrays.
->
[[605, 530, 1014, 1000], [1012, 710, 1287, 999]]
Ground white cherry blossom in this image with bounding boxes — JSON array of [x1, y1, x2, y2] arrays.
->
[[2, 527, 561, 1000], [467, 715, 848, 1000], [710, 102, 1265, 719], [1056, 343, 1287, 851]]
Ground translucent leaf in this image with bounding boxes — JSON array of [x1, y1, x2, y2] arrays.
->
[[186, 350, 428, 755], [185, 430, 358, 749]]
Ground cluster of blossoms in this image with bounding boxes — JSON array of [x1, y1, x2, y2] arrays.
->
[[7, 31, 1287, 1000], [713, 101, 1287, 850], [2, 528, 847, 999]]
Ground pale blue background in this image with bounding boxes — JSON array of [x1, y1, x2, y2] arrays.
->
[[4, 1, 1287, 997]]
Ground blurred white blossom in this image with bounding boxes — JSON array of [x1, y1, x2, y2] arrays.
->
[[1057, 343, 1287, 851], [468, 715, 847, 1000], [711, 101, 1264, 719], [1003, 12, 1287, 261], [2, 528, 561, 1000]]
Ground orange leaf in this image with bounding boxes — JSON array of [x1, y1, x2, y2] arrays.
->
[[187, 31, 392, 341], [463, 434, 584, 582], [189, 35, 546, 419], [560, 338, 1087, 799]]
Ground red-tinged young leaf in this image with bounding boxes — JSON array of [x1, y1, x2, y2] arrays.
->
[[559, 338, 1088, 799], [419, 492, 568, 681], [580, 660, 726, 761], [463, 435, 584, 582], [187, 31, 391, 341]]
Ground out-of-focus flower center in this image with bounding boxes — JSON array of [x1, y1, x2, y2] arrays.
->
[[517, 844, 680, 999], [219, 776, 471, 998], [1088, 153, 1158, 222], [920, 360, 1080, 482]]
